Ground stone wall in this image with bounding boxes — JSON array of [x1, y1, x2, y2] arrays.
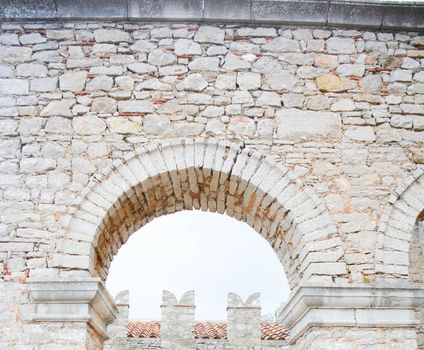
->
[[0, 17, 423, 349]]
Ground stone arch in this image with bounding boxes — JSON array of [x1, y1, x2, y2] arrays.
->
[[375, 169, 424, 279], [56, 139, 346, 289]]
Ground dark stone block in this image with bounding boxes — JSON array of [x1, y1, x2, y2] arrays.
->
[[203, 0, 251, 22], [328, 2, 384, 29], [128, 0, 203, 20], [56, 0, 127, 19], [382, 5, 424, 31], [0, 0, 56, 19], [251, 0, 328, 25]]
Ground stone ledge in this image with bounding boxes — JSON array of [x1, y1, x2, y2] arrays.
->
[[277, 283, 424, 343], [1, 0, 423, 31], [28, 278, 118, 339]]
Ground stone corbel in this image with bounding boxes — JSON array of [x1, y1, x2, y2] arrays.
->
[[28, 278, 118, 339], [278, 283, 424, 343]]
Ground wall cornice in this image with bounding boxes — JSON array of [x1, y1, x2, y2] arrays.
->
[[1, 0, 423, 31]]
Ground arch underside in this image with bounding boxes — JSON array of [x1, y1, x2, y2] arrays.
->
[[375, 170, 424, 279], [66, 140, 345, 289]]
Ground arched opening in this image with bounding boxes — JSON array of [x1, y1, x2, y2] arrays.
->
[[60, 141, 345, 291], [106, 210, 290, 320]]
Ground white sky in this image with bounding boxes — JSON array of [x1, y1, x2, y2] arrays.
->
[[106, 210, 290, 320]]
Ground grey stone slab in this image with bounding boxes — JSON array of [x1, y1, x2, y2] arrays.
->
[[251, 0, 328, 25], [382, 5, 424, 30], [328, 2, 384, 29], [203, 0, 251, 22], [56, 0, 127, 19], [0, 0, 56, 19], [128, 0, 203, 20]]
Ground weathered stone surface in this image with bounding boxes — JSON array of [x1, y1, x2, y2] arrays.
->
[[189, 57, 220, 71], [118, 100, 154, 113], [30, 77, 57, 92], [345, 126, 376, 142], [0, 47, 32, 63], [327, 38, 356, 54], [262, 37, 300, 53], [337, 64, 365, 77], [316, 75, 355, 92], [148, 48, 176, 66], [16, 63, 47, 77], [92, 97, 117, 114], [107, 117, 140, 134], [143, 114, 171, 135], [59, 71, 87, 91], [40, 100, 74, 117], [0, 79, 28, 95], [174, 39, 202, 56], [276, 109, 341, 140], [222, 53, 251, 70], [256, 92, 281, 107], [361, 75, 382, 94], [44, 117, 72, 134], [19, 33, 46, 45], [237, 72, 261, 90], [131, 40, 157, 53], [216, 74, 236, 90], [177, 74, 208, 92], [94, 29, 131, 43], [127, 63, 157, 74], [86, 76, 113, 91], [194, 26, 224, 44], [73, 115, 106, 135]]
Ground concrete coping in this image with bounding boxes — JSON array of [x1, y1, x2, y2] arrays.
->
[[0, 0, 423, 31]]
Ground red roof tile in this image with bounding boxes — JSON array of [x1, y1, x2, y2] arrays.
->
[[127, 321, 289, 340]]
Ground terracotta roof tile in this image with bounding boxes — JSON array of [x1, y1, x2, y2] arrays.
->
[[127, 321, 289, 340]]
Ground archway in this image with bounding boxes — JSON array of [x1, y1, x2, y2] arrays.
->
[[56, 139, 347, 290]]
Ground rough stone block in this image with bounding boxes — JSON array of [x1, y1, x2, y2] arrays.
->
[[276, 109, 341, 140]]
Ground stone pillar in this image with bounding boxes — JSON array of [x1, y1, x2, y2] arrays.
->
[[104, 290, 129, 350], [28, 278, 117, 350], [278, 283, 424, 350], [227, 292, 261, 349], [160, 290, 195, 350]]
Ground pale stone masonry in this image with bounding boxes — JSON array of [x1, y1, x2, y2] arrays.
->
[[0, 5, 423, 349]]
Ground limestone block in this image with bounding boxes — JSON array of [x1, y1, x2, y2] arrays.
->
[[228, 116, 255, 136], [127, 62, 157, 74], [345, 126, 376, 142], [316, 75, 355, 92], [262, 37, 300, 53], [331, 98, 356, 111], [106, 117, 140, 134], [47, 30, 74, 40], [173, 122, 205, 136], [256, 92, 281, 107], [40, 100, 74, 117], [148, 48, 176, 66], [215, 74, 236, 90], [94, 29, 131, 43], [336, 64, 365, 77], [45, 117, 72, 134], [92, 97, 117, 114], [177, 73, 208, 92], [232, 91, 253, 104], [73, 115, 106, 135], [19, 32, 46, 45], [237, 72, 261, 90], [117, 100, 153, 113], [276, 109, 341, 140], [188, 57, 220, 71], [174, 39, 202, 55], [143, 114, 171, 135], [59, 71, 87, 91], [16, 63, 47, 77], [222, 53, 251, 70], [0, 79, 28, 95], [86, 76, 113, 91], [327, 37, 356, 54], [0, 47, 32, 63], [131, 40, 157, 53], [194, 26, 225, 44], [306, 95, 329, 110], [30, 77, 58, 92]]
